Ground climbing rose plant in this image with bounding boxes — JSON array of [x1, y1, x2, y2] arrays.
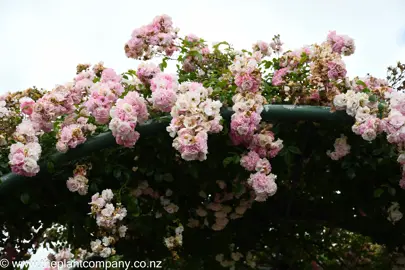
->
[[1, 14, 405, 269]]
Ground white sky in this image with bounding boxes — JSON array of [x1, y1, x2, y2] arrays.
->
[[1, 0, 405, 268], [1, 0, 405, 94]]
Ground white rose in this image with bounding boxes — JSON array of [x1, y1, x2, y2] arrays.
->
[[101, 204, 115, 217], [333, 94, 348, 108], [90, 239, 102, 252], [101, 189, 114, 201], [118, 225, 127, 238], [388, 209, 403, 224], [398, 154, 405, 164], [361, 129, 376, 141], [346, 98, 360, 116], [66, 178, 80, 192], [22, 157, 39, 174], [100, 247, 112, 258]]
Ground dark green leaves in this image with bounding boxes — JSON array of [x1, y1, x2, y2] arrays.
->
[[223, 155, 240, 167], [47, 161, 55, 173], [288, 146, 302, 155], [373, 188, 384, 198]]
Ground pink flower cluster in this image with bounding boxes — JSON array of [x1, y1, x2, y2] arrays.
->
[[11, 105, 43, 176], [66, 164, 90, 195], [13, 119, 38, 144], [229, 51, 283, 201], [8, 142, 41, 177], [241, 151, 277, 201], [109, 91, 149, 148], [56, 111, 97, 153], [19, 97, 35, 115], [272, 47, 312, 86], [71, 69, 95, 103], [54, 248, 73, 264], [229, 52, 265, 145], [248, 130, 284, 158], [350, 75, 393, 96], [334, 90, 381, 141], [279, 47, 312, 69], [272, 67, 290, 86], [90, 189, 127, 230], [215, 244, 247, 269], [164, 225, 184, 251], [229, 93, 264, 146], [0, 100, 10, 118], [182, 34, 210, 73], [149, 73, 179, 112], [327, 135, 351, 160], [327, 31, 356, 56], [90, 235, 120, 258], [88, 189, 127, 259], [252, 35, 283, 57], [188, 180, 255, 231], [30, 84, 77, 132], [229, 52, 262, 93], [334, 88, 405, 188], [272, 31, 354, 92], [252, 41, 271, 57], [136, 62, 161, 85], [131, 180, 160, 199], [167, 82, 223, 161], [125, 14, 178, 60], [131, 181, 180, 217], [327, 59, 347, 80], [160, 193, 180, 214], [85, 68, 124, 124], [381, 91, 405, 188]]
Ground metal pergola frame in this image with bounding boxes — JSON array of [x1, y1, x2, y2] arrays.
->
[[0, 105, 352, 196]]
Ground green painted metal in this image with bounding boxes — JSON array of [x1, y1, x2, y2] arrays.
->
[[0, 105, 352, 195]]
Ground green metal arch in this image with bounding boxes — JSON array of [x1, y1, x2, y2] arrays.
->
[[0, 105, 352, 195]]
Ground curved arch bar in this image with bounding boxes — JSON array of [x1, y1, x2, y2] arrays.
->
[[0, 105, 352, 195]]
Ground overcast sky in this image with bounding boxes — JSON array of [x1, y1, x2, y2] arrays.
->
[[1, 0, 404, 268], [1, 0, 405, 94]]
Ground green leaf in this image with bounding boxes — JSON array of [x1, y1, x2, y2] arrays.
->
[[372, 148, 383, 156], [159, 57, 168, 71], [356, 80, 367, 87], [373, 188, 384, 198], [284, 152, 292, 166], [223, 157, 234, 167], [278, 148, 288, 156], [154, 174, 163, 182], [388, 187, 396, 196], [20, 193, 30, 204], [47, 161, 55, 173], [288, 146, 302, 155], [232, 155, 241, 164], [0, 162, 8, 169], [369, 95, 377, 102], [90, 183, 98, 193]]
